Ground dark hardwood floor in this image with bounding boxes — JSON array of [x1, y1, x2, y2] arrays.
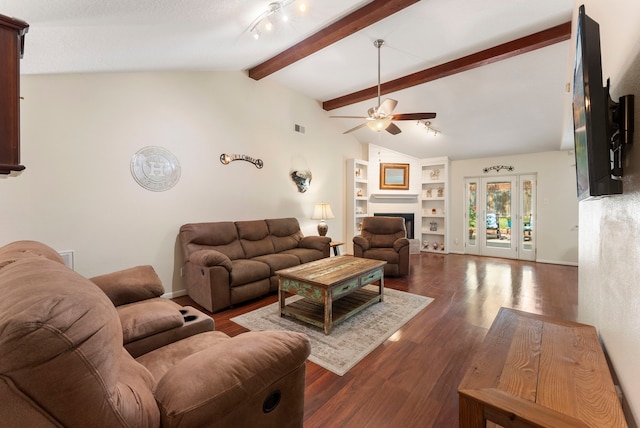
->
[[173, 253, 578, 427]]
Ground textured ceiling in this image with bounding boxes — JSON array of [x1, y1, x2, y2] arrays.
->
[[1, 0, 576, 160]]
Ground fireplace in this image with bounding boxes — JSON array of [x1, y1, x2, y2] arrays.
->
[[373, 213, 414, 239]]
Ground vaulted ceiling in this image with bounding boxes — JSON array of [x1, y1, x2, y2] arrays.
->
[[2, 0, 576, 159]]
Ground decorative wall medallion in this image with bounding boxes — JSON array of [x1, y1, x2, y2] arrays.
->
[[131, 146, 181, 192]]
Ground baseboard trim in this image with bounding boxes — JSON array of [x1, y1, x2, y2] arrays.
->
[[535, 259, 578, 267], [429, 251, 578, 267]]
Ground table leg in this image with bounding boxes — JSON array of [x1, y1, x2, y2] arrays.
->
[[379, 269, 385, 302], [278, 279, 286, 317], [458, 395, 485, 427], [323, 290, 332, 335]]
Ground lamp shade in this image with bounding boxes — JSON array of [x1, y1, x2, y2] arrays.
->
[[311, 203, 335, 220], [311, 203, 335, 237]]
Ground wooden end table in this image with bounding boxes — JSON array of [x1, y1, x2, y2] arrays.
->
[[329, 241, 344, 256], [458, 307, 627, 427], [276, 256, 386, 335]]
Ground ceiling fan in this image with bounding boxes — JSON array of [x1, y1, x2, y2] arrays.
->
[[331, 39, 436, 135]]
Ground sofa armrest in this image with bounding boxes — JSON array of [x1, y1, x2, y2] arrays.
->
[[154, 331, 310, 427], [353, 236, 370, 251], [189, 250, 233, 271], [299, 235, 331, 252], [393, 238, 410, 252], [90, 265, 164, 307]]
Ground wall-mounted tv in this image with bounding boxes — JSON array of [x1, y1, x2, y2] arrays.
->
[[573, 5, 634, 201]]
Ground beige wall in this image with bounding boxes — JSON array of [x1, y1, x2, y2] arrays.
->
[[360, 146, 578, 265], [0, 71, 362, 295], [574, 0, 640, 421], [450, 151, 579, 264]]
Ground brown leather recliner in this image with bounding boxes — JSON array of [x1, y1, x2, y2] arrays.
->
[[353, 216, 410, 276], [89, 264, 215, 358], [0, 240, 310, 428]]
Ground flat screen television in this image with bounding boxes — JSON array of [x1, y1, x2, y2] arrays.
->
[[572, 5, 622, 200]]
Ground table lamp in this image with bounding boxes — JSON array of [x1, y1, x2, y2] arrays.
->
[[311, 203, 335, 236]]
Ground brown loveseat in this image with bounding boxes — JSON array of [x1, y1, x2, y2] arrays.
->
[[0, 240, 311, 428], [179, 217, 331, 312]]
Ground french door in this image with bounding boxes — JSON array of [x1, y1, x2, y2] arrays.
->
[[464, 175, 536, 260]]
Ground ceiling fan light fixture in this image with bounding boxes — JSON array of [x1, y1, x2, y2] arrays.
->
[[367, 117, 392, 132]]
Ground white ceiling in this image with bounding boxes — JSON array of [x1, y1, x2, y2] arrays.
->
[[1, 0, 576, 160]]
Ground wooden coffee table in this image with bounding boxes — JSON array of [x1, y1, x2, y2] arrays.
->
[[276, 256, 386, 334]]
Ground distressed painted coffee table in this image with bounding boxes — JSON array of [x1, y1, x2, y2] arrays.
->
[[276, 256, 386, 335]]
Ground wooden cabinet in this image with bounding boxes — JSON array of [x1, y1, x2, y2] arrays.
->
[[420, 157, 449, 253], [0, 14, 29, 174], [346, 159, 369, 254]]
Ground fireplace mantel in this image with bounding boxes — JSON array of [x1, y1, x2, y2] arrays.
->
[[371, 193, 419, 200]]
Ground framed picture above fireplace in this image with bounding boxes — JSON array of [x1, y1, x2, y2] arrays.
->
[[380, 163, 409, 190]]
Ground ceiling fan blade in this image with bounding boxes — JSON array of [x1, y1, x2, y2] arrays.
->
[[329, 115, 368, 119], [377, 98, 398, 115], [343, 122, 368, 134], [392, 112, 437, 121], [386, 122, 402, 135]]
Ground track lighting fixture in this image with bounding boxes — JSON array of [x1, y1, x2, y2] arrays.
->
[[417, 120, 439, 136], [249, 1, 307, 40]]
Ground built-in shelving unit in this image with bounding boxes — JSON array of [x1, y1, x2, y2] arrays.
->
[[420, 157, 449, 253], [346, 159, 369, 254]]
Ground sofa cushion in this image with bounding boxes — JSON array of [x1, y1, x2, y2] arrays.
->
[[180, 222, 245, 260], [118, 298, 184, 343], [236, 220, 275, 258], [251, 253, 301, 275], [281, 248, 325, 264], [363, 248, 400, 264], [229, 259, 271, 287], [267, 218, 303, 252]]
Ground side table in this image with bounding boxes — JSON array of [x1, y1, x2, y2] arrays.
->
[[329, 241, 344, 256]]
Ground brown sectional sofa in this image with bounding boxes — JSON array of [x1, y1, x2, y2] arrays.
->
[[0, 240, 311, 428], [179, 217, 331, 313]]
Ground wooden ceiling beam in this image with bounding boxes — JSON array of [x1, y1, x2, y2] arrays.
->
[[247, 0, 420, 80], [322, 21, 572, 111]]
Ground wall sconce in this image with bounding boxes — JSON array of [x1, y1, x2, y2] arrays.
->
[[249, 1, 307, 40], [311, 203, 335, 236], [417, 120, 439, 136]]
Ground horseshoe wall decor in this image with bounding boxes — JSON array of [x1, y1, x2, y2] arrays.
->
[[220, 153, 264, 169]]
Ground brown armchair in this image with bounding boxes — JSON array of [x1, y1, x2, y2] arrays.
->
[[353, 216, 410, 276], [0, 240, 310, 428]]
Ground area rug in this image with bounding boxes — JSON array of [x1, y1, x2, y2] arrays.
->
[[231, 286, 433, 376]]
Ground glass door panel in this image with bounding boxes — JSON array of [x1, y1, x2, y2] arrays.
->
[[482, 177, 517, 258], [465, 179, 479, 254], [520, 174, 536, 261]]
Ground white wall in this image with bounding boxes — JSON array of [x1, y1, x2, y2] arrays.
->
[[574, 0, 640, 421], [0, 71, 362, 295], [362, 145, 578, 264], [450, 151, 579, 264]]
